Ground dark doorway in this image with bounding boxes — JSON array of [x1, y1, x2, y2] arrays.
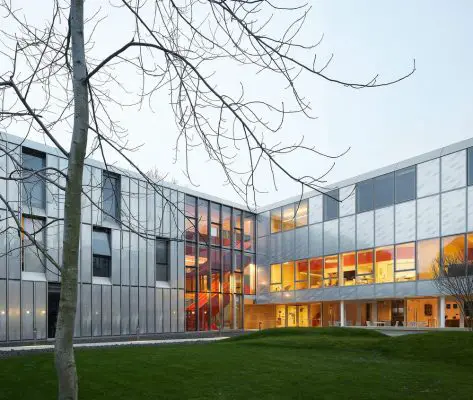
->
[[48, 283, 61, 338]]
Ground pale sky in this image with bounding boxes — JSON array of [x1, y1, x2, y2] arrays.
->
[[2, 1, 472, 208]]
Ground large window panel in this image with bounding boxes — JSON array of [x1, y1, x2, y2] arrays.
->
[[357, 179, 374, 213], [374, 173, 394, 209], [185, 195, 197, 218], [395, 242, 416, 282], [210, 248, 221, 293], [323, 255, 338, 287], [442, 234, 465, 261], [22, 148, 46, 209], [155, 238, 169, 281], [468, 233, 473, 262], [185, 293, 197, 331], [323, 190, 339, 221], [92, 228, 111, 278], [270, 263, 282, 292], [210, 203, 221, 246], [198, 247, 209, 292], [233, 251, 242, 272], [243, 253, 256, 295], [282, 261, 295, 291], [295, 200, 308, 227], [341, 252, 355, 286], [417, 238, 440, 280], [185, 243, 196, 267], [22, 216, 45, 273], [356, 249, 374, 284], [243, 212, 255, 252], [103, 171, 121, 221], [309, 258, 323, 288], [198, 200, 209, 244], [375, 246, 394, 283], [395, 166, 416, 204], [233, 209, 242, 250], [271, 208, 282, 234], [185, 267, 197, 292], [221, 206, 232, 247], [295, 260, 308, 290], [468, 147, 473, 186], [282, 205, 295, 231], [222, 249, 232, 293]]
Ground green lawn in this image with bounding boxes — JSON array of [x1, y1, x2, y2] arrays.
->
[[1, 328, 472, 399]]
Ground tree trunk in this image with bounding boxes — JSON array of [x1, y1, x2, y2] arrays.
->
[[54, 1, 89, 399]]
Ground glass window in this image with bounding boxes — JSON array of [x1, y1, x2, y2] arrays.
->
[[234, 272, 242, 294], [341, 252, 356, 286], [198, 293, 210, 331], [270, 208, 282, 234], [323, 255, 338, 287], [295, 260, 308, 290], [282, 205, 295, 231], [233, 209, 242, 249], [323, 190, 339, 221], [468, 233, 473, 262], [233, 251, 242, 272], [21, 215, 45, 273], [103, 171, 120, 221], [374, 173, 394, 209], [356, 249, 374, 284], [92, 228, 111, 277], [185, 293, 197, 331], [243, 212, 255, 252], [222, 206, 231, 247], [375, 246, 394, 283], [295, 200, 308, 227], [243, 253, 256, 295], [395, 242, 416, 282], [222, 249, 232, 293], [185, 267, 197, 292], [210, 203, 221, 246], [185, 195, 197, 218], [309, 258, 323, 288], [210, 294, 221, 330], [270, 263, 282, 292], [22, 148, 46, 209], [395, 166, 416, 204], [282, 262, 294, 291], [442, 234, 465, 262], [156, 238, 169, 281], [198, 247, 209, 292], [198, 200, 209, 244], [468, 147, 473, 186], [417, 238, 440, 280], [185, 217, 196, 242], [223, 293, 233, 329], [185, 243, 196, 267], [356, 179, 373, 213]]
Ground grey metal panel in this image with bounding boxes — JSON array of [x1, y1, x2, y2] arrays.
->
[[309, 195, 322, 224], [417, 195, 440, 240], [102, 285, 112, 336], [170, 240, 178, 288], [162, 289, 171, 333], [257, 235, 268, 256], [394, 281, 416, 298], [146, 238, 155, 287], [129, 179, 139, 231], [375, 206, 394, 247], [80, 224, 92, 283], [395, 201, 416, 244], [138, 237, 147, 286], [469, 186, 473, 232], [8, 280, 20, 340], [441, 150, 466, 192], [46, 220, 60, 282], [416, 280, 440, 297], [177, 192, 185, 241], [147, 287, 155, 333], [281, 230, 295, 262], [257, 211, 270, 238], [91, 167, 102, 225], [171, 289, 178, 332], [129, 233, 139, 286], [295, 289, 312, 303], [0, 210, 6, 278], [81, 284, 92, 337], [339, 215, 355, 252], [155, 289, 163, 333], [170, 190, 178, 239], [270, 232, 282, 263], [92, 285, 101, 337], [268, 292, 283, 304], [340, 185, 356, 217], [6, 142, 20, 211], [294, 227, 308, 260], [7, 216, 21, 279], [34, 282, 47, 340], [121, 286, 130, 335], [321, 287, 340, 301], [357, 211, 374, 250], [0, 141, 6, 203], [81, 166, 92, 224], [121, 231, 130, 285], [139, 287, 147, 334], [155, 190, 163, 237], [111, 229, 121, 285], [121, 176, 130, 226], [21, 281, 34, 340], [130, 286, 139, 333], [146, 183, 156, 233], [308, 223, 323, 258], [177, 241, 185, 289], [441, 188, 466, 236], [323, 219, 339, 255], [46, 154, 59, 217], [0, 280, 6, 341], [178, 290, 185, 332], [375, 283, 395, 299], [74, 284, 81, 337], [139, 180, 148, 232], [417, 158, 440, 198], [339, 285, 357, 300], [256, 262, 269, 298], [112, 285, 121, 336], [356, 284, 375, 300], [162, 188, 171, 237]]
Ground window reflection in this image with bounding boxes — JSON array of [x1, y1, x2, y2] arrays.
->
[[243, 212, 255, 252], [309, 258, 323, 288], [243, 253, 256, 295], [222, 206, 232, 247], [282, 262, 295, 290], [375, 246, 394, 283], [323, 255, 338, 287], [417, 238, 440, 280], [198, 199, 209, 244], [295, 200, 308, 227], [356, 249, 374, 284], [341, 252, 356, 286], [295, 260, 308, 290], [271, 208, 282, 233], [395, 242, 416, 282], [199, 247, 209, 292], [282, 205, 295, 231], [323, 190, 339, 221], [233, 209, 242, 249]]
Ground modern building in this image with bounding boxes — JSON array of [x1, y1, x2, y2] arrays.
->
[[0, 132, 472, 343]]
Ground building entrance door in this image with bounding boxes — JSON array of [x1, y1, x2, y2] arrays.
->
[[276, 304, 309, 328], [48, 283, 61, 338]]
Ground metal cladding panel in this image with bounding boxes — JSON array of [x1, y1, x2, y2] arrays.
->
[[102, 285, 112, 336], [395, 201, 416, 243], [34, 282, 47, 340], [121, 286, 130, 335], [111, 229, 121, 285], [170, 240, 178, 289], [394, 281, 416, 298], [155, 289, 163, 333], [92, 285, 101, 337], [356, 211, 374, 250], [339, 286, 357, 300], [147, 287, 155, 333], [162, 289, 171, 333], [441, 188, 466, 236], [294, 227, 309, 260], [305, 289, 323, 303], [257, 235, 268, 256], [129, 179, 139, 232], [417, 280, 440, 297], [256, 262, 270, 298], [130, 286, 139, 334], [321, 287, 340, 301], [177, 192, 185, 241], [170, 190, 178, 239], [80, 224, 92, 283], [74, 284, 81, 337], [138, 180, 148, 231], [139, 287, 147, 334], [129, 233, 139, 286], [375, 283, 395, 299], [112, 285, 121, 336], [441, 150, 466, 192], [121, 231, 130, 285], [138, 237, 147, 287], [155, 191, 163, 237], [146, 184, 156, 233], [46, 154, 59, 217], [81, 166, 92, 224], [356, 284, 375, 300], [268, 292, 283, 304], [417, 158, 440, 198], [468, 187, 473, 232], [8, 280, 20, 340], [308, 223, 323, 258], [178, 290, 185, 332], [339, 215, 356, 252], [309, 195, 322, 224], [6, 142, 20, 211], [91, 167, 103, 225], [417, 195, 440, 240], [295, 290, 312, 303], [340, 185, 356, 217], [0, 141, 6, 201], [0, 210, 6, 278], [270, 233, 282, 263], [162, 188, 171, 238], [171, 289, 178, 332], [46, 221, 60, 282], [21, 281, 34, 340], [323, 219, 339, 255], [147, 239, 155, 287], [281, 230, 295, 262], [177, 241, 185, 289], [7, 216, 21, 279], [375, 206, 394, 247], [81, 284, 92, 336], [257, 211, 270, 238], [0, 280, 6, 341], [120, 176, 130, 226]]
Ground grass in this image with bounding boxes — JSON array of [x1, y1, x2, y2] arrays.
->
[[1, 328, 473, 399]]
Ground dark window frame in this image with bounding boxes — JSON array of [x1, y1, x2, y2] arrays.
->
[[395, 166, 416, 204], [22, 147, 47, 209], [102, 170, 121, 222], [356, 179, 374, 213], [323, 189, 339, 221], [156, 237, 170, 282], [92, 227, 112, 278], [374, 172, 394, 209]]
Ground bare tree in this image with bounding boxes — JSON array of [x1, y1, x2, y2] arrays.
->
[[0, 1, 415, 398], [433, 255, 473, 330]]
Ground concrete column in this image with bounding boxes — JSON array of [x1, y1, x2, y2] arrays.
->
[[356, 303, 362, 326], [340, 300, 345, 327], [439, 296, 445, 328]]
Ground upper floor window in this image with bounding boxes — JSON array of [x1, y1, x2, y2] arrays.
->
[[282, 204, 295, 231], [468, 147, 473, 186], [185, 195, 197, 242], [395, 166, 416, 204], [156, 238, 169, 281], [198, 199, 209, 244], [323, 189, 339, 221], [22, 148, 46, 209], [92, 227, 111, 278], [374, 173, 394, 209], [243, 212, 255, 252], [271, 208, 282, 234], [356, 179, 374, 213], [210, 203, 221, 246], [295, 200, 308, 227], [233, 209, 242, 249], [22, 215, 45, 273], [221, 206, 231, 247], [102, 171, 121, 221]]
